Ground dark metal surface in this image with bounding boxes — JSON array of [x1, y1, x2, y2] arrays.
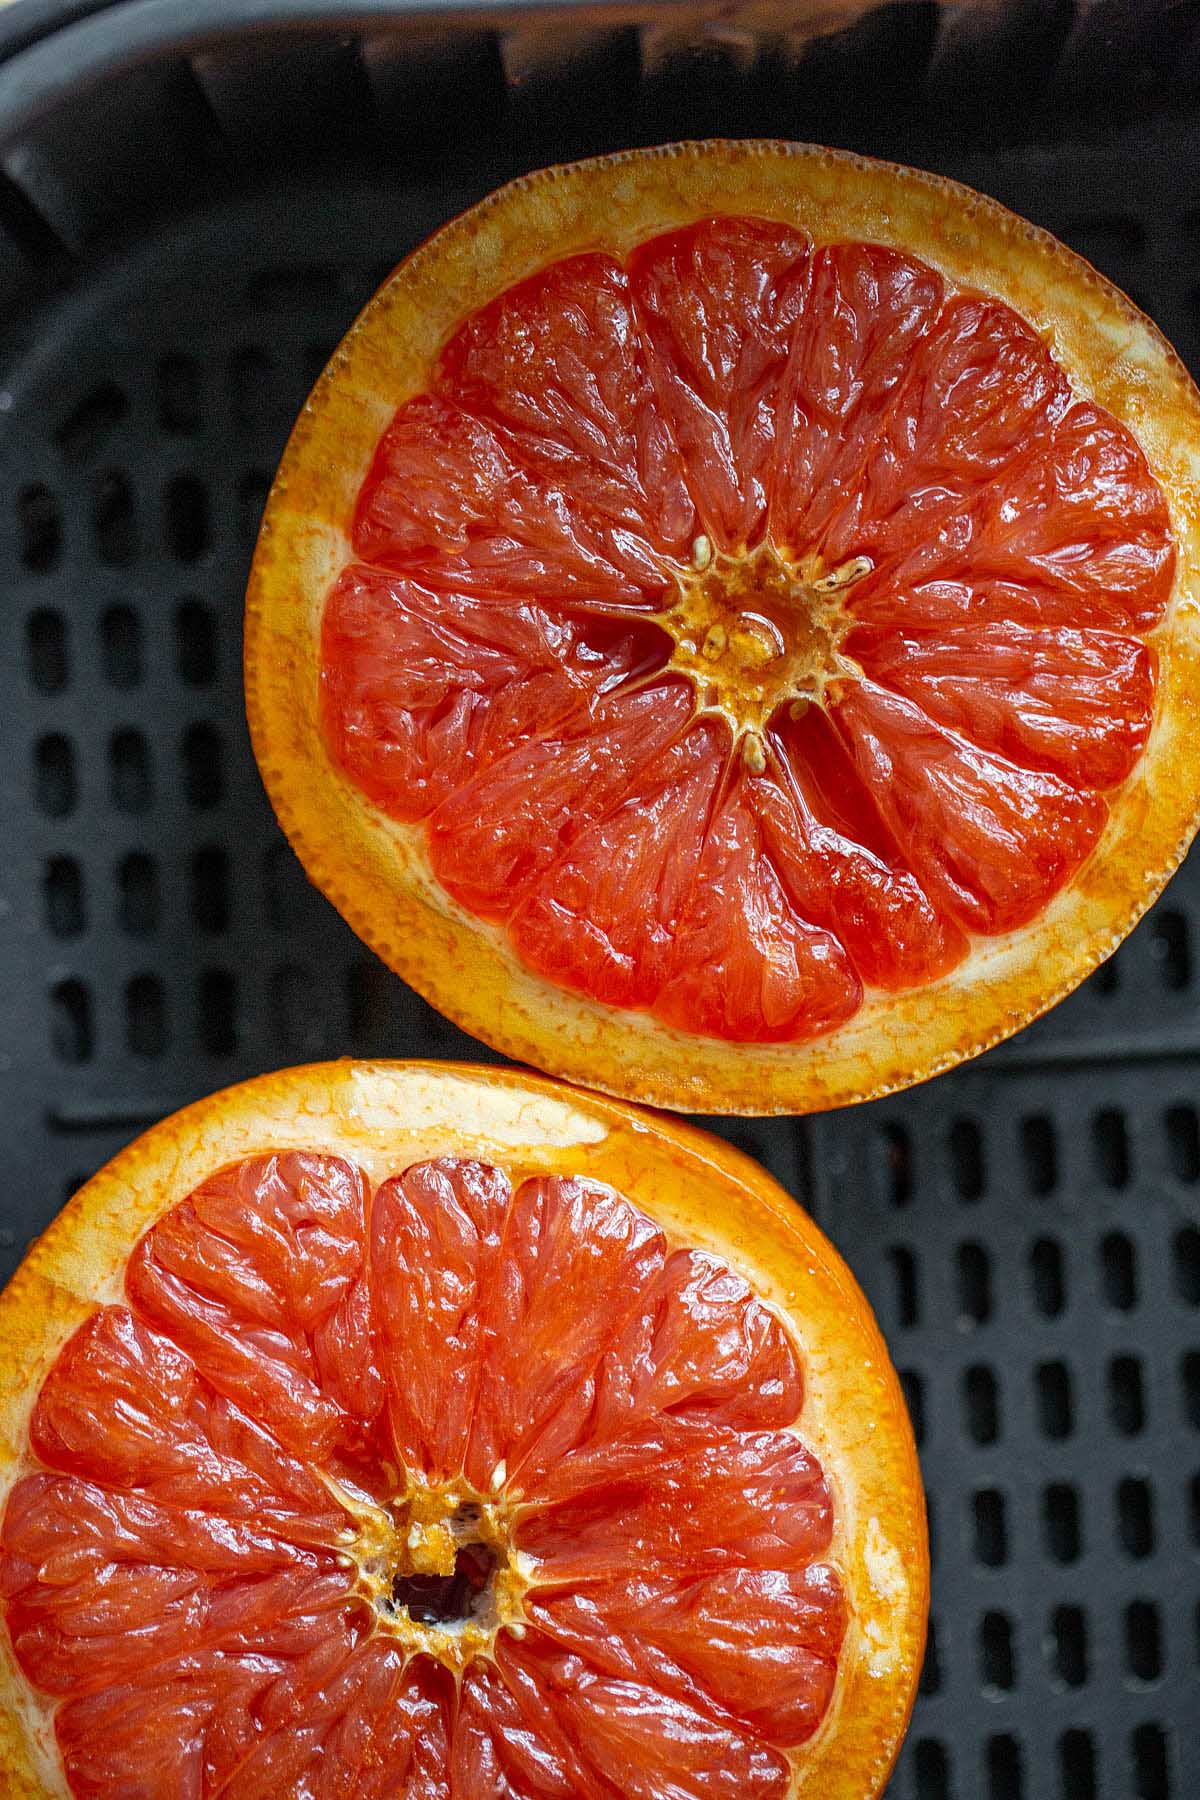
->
[[0, 7, 1198, 1797]]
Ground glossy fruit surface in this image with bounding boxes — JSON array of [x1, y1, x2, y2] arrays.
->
[[247, 142, 1200, 1111], [0, 1062, 925, 1799]]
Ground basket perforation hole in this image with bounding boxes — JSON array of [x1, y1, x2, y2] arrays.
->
[[125, 973, 166, 1058], [1150, 911, 1190, 990], [100, 603, 142, 688], [271, 964, 313, 1055], [1165, 1105, 1200, 1181], [1101, 1231, 1137, 1311], [919, 1617, 942, 1695], [26, 608, 68, 692], [347, 957, 395, 1047], [18, 482, 63, 571], [973, 1487, 1007, 1566], [230, 347, 277, 427], [914, 1739, 949, 1800], [1021, 1115, 1057, 1195], [164, 474, 209, 563], [1125, 1600, 1163, 1683], [1036, 1360, 1074, 1439], [92, 470, 136, 565], [1066, 212, 1146, 260], [265, 841, 318, 928], [986, 1733, 1022, 1800], [1050, 1604, 1088, 1686], [1031, 1238, 1066, 1317], [43, 856, 84, 938], [1131, 1722, 1169, 1799], [55, 383, 126, 462], [117, 852, 159, 937], [1092, 952, 1120, 994], [1183, 1351, 1200, 1429], [182, 723, 223, 809], [950, 1117, 984, 1200], [1093, 1109, 1130, 1189], [964, 1363, 1000, 1445], [198, 968, 236, 1056], [34, 733, 76, 817], [157, 354, 201, 434], [1059, 1729, 1096, 1800], [1117, 1477, 1155, 1559], [109, 729, 152, 815], [50, 979, 92, 1063], [305, 340, 336, 384], [239, 470, 271, 546], [1174, 1227, 1200, 1304], [175, 599, 217, 687], [191, 845, 230, 933], [1043, 1482, 1082, 1563], [886, 1245, 918, 1327], [981, 1610, 1015, 1691], [878, 1123, 912, 1207], [899, 1368, 925, 1444], [1109, 1355, 1146, 1436], [957, 1241, 992, 1325]]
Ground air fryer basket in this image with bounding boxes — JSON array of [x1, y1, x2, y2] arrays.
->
[[1, 2, 1199, 1794]]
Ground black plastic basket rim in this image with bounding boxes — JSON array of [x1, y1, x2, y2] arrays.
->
[[0, 0, 701, 147]]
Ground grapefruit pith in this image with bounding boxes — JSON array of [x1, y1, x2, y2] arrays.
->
[[0, 1062, 925, 1799], [247, 141, 1200, 1113]]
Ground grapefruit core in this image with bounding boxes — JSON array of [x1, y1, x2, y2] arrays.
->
[[246, 142, 1200, 1113], [0, 1062, 925, 1798]]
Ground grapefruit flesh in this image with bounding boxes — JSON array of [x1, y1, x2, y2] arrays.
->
[[320, 220, 1173, 1044], [1, 1151, 845, 1798]]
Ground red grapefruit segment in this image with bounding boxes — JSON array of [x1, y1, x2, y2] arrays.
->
[[426, 677, 693, 919], [454, 1655, 579, 1800], [436, 252, 696, 557], [752, 732, 968, 991], [319, 567, 661, 824], [228, 1639, 452, 1800], [818, 294, 1070, 571], [466, 1174, 667, 1493], [353, 394, 663, 602], [28, 1310, 343, 1547], [654, 775, 862, 1043], [848, 621, 1155, 790], [522, 1425, 833, 1574], [529, 1562, 844, 1747], [770, 242, 945, 552], [510, 719, 725, 1011], [587, 1246, 803, 1440], [125, 1152, 379, 1465], [372, 1158, 508, 1488], [497, 1629, 790, 1800], [854, 400, 1175, 633], [628, 216, 811, 551], [832, 678, 1108, 934]]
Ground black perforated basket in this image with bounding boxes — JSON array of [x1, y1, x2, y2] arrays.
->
[[1, 3, 1198, 1796]]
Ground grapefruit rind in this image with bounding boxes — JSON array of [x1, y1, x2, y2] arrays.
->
[[0, 1061, 925, 1800], [246, 140, 1200, 1113]]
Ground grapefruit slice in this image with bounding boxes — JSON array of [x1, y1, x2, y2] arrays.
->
[[0, 1062, 924, 1799], [246, 142, 1200, 1113]]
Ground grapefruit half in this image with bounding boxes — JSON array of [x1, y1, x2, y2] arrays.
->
[[0, 1061, 924, 1798], [246, 141, 1200, 1112]]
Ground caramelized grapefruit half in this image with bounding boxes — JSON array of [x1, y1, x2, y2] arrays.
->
[[0, 1062, 923, 1798], [246, 141, 1200, 1112]]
